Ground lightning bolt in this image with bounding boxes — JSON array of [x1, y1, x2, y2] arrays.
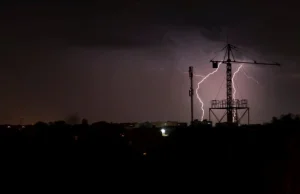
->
[[196, 63, 260, 122], [232, 64, 243, 122], [194, 74, 205, 77], [242, 69, 260, 85], [233, 65, 261, 100], [196, 62, 222, 121], [182, 71, 205, 77], [232, 64, 244, 100], [232, 65, 260, 122]]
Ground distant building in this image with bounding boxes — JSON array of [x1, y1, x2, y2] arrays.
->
[[121, 121, 188, 129], [165, 121, 178, 127], [120, 123, 139, 129], [151, 121, 187, 128], [177, 122, 188, 127], [139, 122, 153, 128], [192, 119, 212, 127], [151, 121, 165, 128], [215, 122, 238, 127]]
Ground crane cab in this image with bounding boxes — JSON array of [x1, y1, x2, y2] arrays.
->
[[212, 62, 218, 68]]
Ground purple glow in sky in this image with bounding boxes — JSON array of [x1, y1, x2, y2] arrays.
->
[[0, 2, 299, 124]]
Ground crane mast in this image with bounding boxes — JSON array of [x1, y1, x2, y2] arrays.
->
[[226, 44, 233, 123]]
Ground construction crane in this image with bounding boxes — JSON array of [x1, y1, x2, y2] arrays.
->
[[210, 43, 280, 124]]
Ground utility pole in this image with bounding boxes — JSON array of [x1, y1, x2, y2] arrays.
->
[[189, 66, 194, 125], [210, 44, 280, 124]]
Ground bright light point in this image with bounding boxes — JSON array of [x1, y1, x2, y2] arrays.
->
[[161, 128, 165, 134]]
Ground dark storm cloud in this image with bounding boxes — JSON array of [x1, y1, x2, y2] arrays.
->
[[0, 1, 299, 124], [2, 1, 298, 47], [0, 1, 258, 48], [0, 1, 177, 48]]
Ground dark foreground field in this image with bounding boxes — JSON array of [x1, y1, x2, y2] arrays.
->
[[1, 114, 300, 194]]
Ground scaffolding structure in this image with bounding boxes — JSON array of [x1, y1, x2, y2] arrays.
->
[[209, 99, 249, 125]]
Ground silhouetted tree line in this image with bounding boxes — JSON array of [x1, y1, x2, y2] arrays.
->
[[0, 114, 300, 193]]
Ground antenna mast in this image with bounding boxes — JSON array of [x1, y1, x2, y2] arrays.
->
[[189, 66, 194, 125]]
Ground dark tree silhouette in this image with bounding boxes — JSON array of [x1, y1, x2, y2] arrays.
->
[[81, 118, 88, 125], [65, 113, 80, 125]]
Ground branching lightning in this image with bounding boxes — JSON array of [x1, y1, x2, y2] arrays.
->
[[195, 63, 260, 122], [232, 64, 244, 100], [191, 43, 275, 124], [232, 64, 243, 122], [242, 69, 260, 85], [182, 71, 205, 77], [196, 62, 222, 121], [194, 74, 205, 77]]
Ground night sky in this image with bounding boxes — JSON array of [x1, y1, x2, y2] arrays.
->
[[0, 1, 299, 124]]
